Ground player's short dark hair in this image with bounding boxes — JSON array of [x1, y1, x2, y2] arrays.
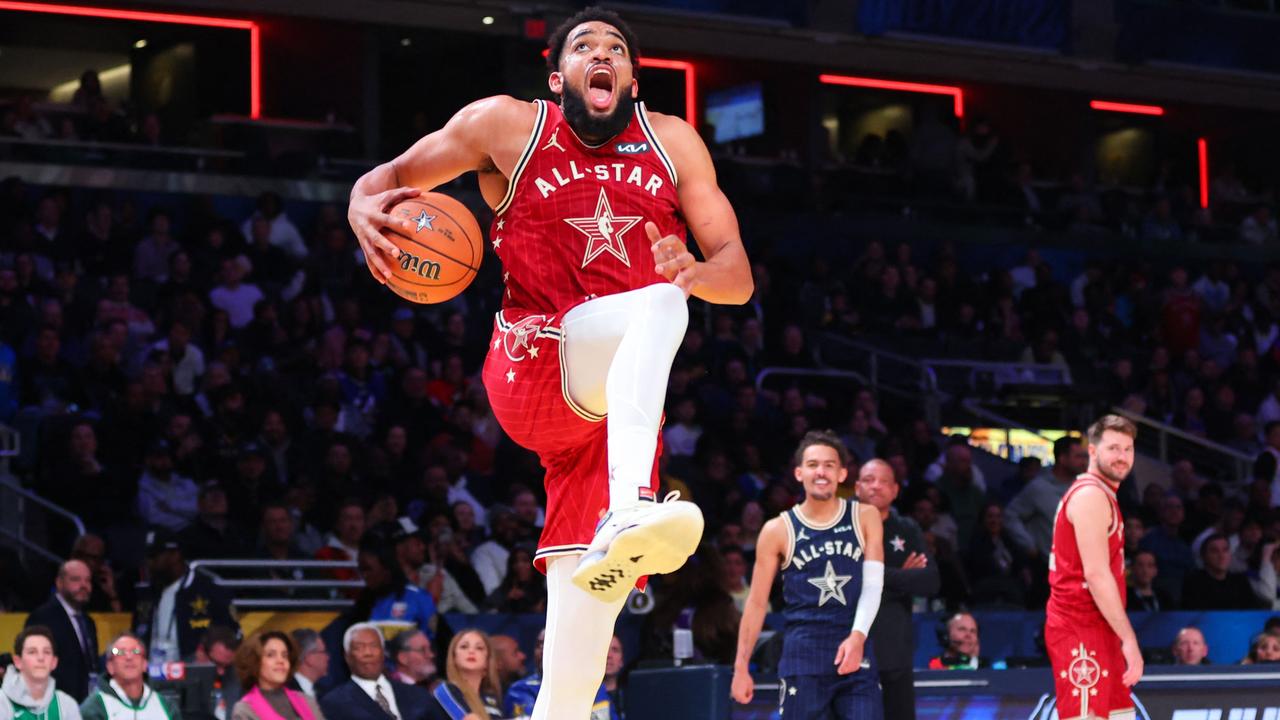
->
[[792, 429, 851, 468], [15, 626, 56, 656], [546, 7, 641, 75]]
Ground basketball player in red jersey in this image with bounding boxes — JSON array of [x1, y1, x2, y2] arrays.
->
[[347, 7, 751, 719], [1045, 415, 1143, 720]]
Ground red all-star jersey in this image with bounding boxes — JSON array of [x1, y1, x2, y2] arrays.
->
[[1047, 473, 1127, 626], [490, 99, 686, 315]]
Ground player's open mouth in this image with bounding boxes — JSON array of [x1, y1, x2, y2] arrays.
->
[[587, 65, 615, 110]]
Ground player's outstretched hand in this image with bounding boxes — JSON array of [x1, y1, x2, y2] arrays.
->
[[348, 186, 420, 284], [647, 222, 697, 297], [730, 669, 754, 704], [1121, 638, 1144, 687], [834, 631, 866, 675]]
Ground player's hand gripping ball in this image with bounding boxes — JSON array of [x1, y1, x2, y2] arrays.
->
[[380, 192, 484, 304]]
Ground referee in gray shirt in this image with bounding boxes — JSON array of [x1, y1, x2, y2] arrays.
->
[[858, 459, 940, 720]]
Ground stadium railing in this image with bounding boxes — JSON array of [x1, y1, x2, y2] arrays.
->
[[0, 476, 85, 566], [1111, 406, 1254, 486], [189, 558, 362, 610]]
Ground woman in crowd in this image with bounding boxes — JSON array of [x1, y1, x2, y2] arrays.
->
[[231, 631, 325, 720], [427, 629, 505, 719]]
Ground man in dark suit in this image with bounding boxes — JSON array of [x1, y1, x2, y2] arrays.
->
[[131, 528, 238, 662], [320, 623, 431, 720], [25, 559, 99, 702]]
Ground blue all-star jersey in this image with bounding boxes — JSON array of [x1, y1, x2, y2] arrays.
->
[[779, 498, 873, 676]]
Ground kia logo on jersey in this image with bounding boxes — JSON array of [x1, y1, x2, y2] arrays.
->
[[615, 142, 649, 154]]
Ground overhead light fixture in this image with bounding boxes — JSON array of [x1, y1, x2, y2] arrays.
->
[[482, 16, 494, 25], [134, 38, 147, 48], [400, 37, 410, 47]]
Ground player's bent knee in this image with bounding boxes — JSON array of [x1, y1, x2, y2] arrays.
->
[[646, 282, 689, 328]]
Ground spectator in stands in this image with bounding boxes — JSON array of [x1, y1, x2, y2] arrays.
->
[[484, 547, 546, 614], [1243, 633, 1280, 664], [1139, 494, 1196, 604], [417, 522, 480, 615], [132, 528, 237, 664], [1255, 541, 1280, 610], [320, 623, 430, 720], [95, 274, 155, 340], [357, 538, 437, 638], [315, 499, 364, 588], [133, 209, 178, 284], [1257, 421, 1280, 507], [149, 320, 205, 397], [210, 258, 265, 330], [194, 626, 240, 716], [721, 544, 764, 613], [79, 632, 179, 720], [1005, 437, 1087, 561], [427, 629, 504, 720], [489, 635, 526, 693], [0, 626, 83, 720], [230, 630, 325, 720], [387, 629, 437, 688], [20, 325, 84, 411], [966, 502, 1031, 607], [935, 443, 985, 550], [1141, 197, 1183, 243], [69, 534, 124, 613], [928, 613, 998, 669], [136, 439, 198, 532], [471, 507, 519, 596], [1172, 627, 1210, 666], [181, 482, 248, 560], [241, 192, 308, 261], [1241, 205, 1277, 245], [504, 630, 543, 718], [1127, 550, 1172, 612], [255, 503, 310, 591], [1181, 533, 1267, 609], [24, 560, 97, 702], [289, 629, 332, 699]]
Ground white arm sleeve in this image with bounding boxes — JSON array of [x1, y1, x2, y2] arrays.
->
[[851, 560, 884, 636]]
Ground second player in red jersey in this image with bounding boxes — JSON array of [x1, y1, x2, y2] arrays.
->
[[346, 8, 752, 720], [1045, 415, 1143, 720]]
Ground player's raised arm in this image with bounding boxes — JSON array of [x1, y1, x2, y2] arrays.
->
[[347, 95, 533, 284], [731, 517, 786, 704], [1068, 485, 1143, 687], [648, 114, 752, 305]]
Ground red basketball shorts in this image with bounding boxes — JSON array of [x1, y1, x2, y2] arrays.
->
[[481, 309, 659, 573], [1045, 619, 1135, 720]]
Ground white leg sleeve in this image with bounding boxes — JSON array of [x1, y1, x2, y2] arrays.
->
[[531, 555, 628, 720], [562, 284, 688, 509]]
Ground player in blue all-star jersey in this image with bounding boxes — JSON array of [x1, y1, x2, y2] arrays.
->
[[732, 430, 886, 719]]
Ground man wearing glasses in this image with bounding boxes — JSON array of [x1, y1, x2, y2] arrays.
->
[[79, 633, 182, 720]]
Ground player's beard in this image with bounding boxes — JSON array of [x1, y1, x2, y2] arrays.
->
[[561, 85, 635, 145], [1093, 459, 1128, 486]]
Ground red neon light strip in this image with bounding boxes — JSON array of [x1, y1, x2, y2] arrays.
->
[[0, 1, 260, 118], [1089, 100, 1164, 116], [540, 48, 696, 127], [1197, 138, 1209, 209], [819, 73, 964, 118], [639, 58, 696, 128]]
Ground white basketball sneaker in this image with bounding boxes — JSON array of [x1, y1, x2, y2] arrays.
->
[[571, 491, 704, 602]]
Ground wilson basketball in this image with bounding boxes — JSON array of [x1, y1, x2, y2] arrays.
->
[[381, 192, 483, 304]]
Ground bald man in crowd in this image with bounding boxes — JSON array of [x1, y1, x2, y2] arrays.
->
[[25, 560, 99, 701]]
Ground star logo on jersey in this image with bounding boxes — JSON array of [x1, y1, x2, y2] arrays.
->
[[890, 535, 906, 553], [413, 210, 435, 232], [502, 314, 547, 363], [564, 188, 642, 269], [807, 560, 852, 606]]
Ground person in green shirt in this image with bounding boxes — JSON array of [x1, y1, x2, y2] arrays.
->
[[0, 626, 82, 720], [79, 633, 181, 720]]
